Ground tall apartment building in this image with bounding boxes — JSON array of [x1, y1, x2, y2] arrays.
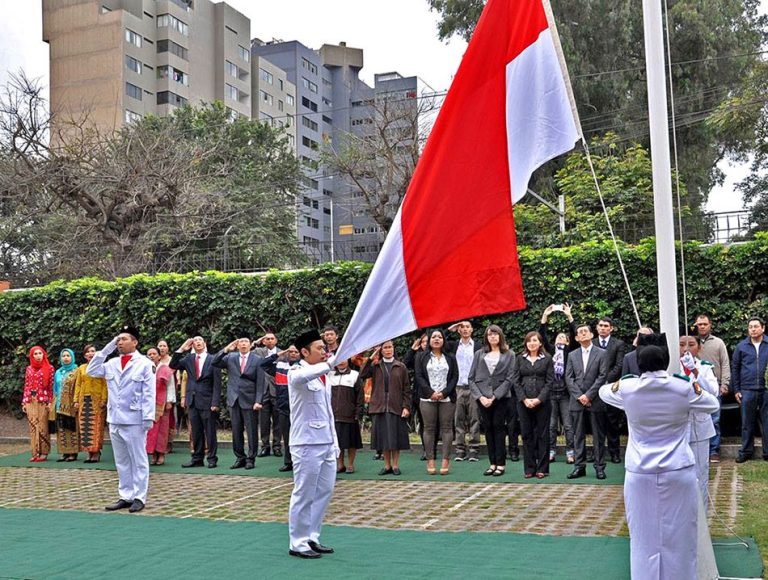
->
[[43, 0, 252, 129]]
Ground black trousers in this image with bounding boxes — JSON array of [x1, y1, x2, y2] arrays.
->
[[189, 406, 218, 463], [478, 399, 508, 466], [278, 412, 292, 466], [571, 407, 608, 469], [518, 400, 551, 475], [259, 392, 281, 449], [605, 404, 624, 455], [506, 397, 521, 453], [230, 405, 257, 460]]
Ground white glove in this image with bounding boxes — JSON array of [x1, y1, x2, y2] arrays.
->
[[333, 445, 341, 459], [326, 354, 337, 369], [680, 352, 696, 372], [142, 420, 153, 431]]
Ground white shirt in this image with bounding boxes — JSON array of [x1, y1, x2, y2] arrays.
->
[[193, 350, 208, 375], [599, 336, 611, 349], [581, 345, 593, 370], [456, 339, 475, 386], [423, 353, 450, 403]]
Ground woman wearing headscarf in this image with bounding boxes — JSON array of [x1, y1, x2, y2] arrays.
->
[[22, 346, 55, 462], [415, 329, 459, 475], [73, 344, 108, 463], [53, 348, 80, 461], [146, 347, 176, 466]]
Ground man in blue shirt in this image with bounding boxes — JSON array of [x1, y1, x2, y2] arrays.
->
[[732, 317, 768, 463]]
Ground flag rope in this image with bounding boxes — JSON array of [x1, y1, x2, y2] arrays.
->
[[581, 140, 643, 330], [663, 0, 690, 331]]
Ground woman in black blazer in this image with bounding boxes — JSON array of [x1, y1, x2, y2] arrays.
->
[[468, 324, 515, 476], [415, 329, 458, 475], [513, 331, 555, 479]]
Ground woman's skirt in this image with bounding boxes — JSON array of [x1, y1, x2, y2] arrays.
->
[[146, 408, 173, 454], [334, 421, 363, 450], [78, 396, 106, 453], [371, 412, 411, 451], [56, 413, 80, 455], [26, 400, 51, 457]]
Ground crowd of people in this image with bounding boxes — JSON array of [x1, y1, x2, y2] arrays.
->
[[21, 310, 767, 481]]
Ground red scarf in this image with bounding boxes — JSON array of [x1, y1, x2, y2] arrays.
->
[[28, 346, 54, 387]]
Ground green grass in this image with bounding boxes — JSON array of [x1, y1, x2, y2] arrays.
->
[[736, 461, 768, 569]]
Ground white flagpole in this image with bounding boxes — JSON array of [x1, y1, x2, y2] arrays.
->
[[642, 0, 680, 369]]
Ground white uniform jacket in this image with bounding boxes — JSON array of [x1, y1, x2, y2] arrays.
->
[[288, 360, 339, 449], [87, 338, 156, 425], [687, 360, 718, 442], [599, 371, 719, 474]]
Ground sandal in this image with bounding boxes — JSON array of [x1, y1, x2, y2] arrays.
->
[[493, 468, 505, 477], [483, 466, 496, 476], [336, 466, 347, 474], [346, 467, 355, 474], [440, 467, 450, 475]]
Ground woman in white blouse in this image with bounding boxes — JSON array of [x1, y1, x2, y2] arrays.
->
[[415, 329, 459, 475]]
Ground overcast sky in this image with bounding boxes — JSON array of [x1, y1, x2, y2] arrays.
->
[[0, 0, 763, 213]]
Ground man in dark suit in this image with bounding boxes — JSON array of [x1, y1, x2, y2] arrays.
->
[[253, 332, 282, 457], [212, 336, 267, 470], [593, 317, 628, 464], [566, 323, 609, 479], [622, 327, 654, 377], [170, 336, 222, 468]]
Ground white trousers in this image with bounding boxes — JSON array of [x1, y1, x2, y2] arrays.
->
[[110, 423, 150, 504], [690, 439, 710, 512], [624, 466, 698, 580], [288, 443, 336, 551]]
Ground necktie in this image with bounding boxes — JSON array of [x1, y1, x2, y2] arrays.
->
[[121, 355, 131, 369], [240, 355, 246, 374], [601, 339, 607, 349], [195, 354, 201, 379], [320, 374, 326, 385]]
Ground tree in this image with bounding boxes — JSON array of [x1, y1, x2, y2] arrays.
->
[[0, 74, 304, 285], [427, 0, 768, 216], [514, 134, 700, 247], [321, 90, 439, 233]]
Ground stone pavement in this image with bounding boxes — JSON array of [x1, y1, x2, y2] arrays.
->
[[0, 443, 742, 538]]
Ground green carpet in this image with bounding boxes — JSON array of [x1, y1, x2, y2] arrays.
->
[[0, 508, 761, 579], [0, 447, 624, 485]]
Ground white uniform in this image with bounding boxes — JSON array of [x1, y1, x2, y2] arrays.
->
[[600, 371, 718, 580], [87, 339, 155, 504], [287, 360, 339, 552], [685, 360, 718, 507]]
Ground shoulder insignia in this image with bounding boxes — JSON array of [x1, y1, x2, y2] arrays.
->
[[673, 373, 690, 382], [621, 374, 638, 380], [611, 380, 621, 393], [700, 360, 714, 366]]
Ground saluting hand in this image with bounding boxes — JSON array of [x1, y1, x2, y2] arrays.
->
[[179, 338, 194, 352], [225, 339, 239, 353]]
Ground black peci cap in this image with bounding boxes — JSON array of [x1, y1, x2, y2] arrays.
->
[[120, 325, 140, 341], [294, 329, 322, 352]]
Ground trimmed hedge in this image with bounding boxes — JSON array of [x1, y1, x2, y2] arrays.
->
[[1, 234, 767, 410]]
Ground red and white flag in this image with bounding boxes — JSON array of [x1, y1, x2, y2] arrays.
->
[[336, 0, 581, 361]]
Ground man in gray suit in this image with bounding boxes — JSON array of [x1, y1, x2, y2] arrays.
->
[[212, 336, 266, 470], [566, 323, 609, 479]]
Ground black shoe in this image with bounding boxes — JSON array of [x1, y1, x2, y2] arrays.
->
[[258, 447, 271, 458], [468, 451, 479, 462], [128, 499, 145, 513], [596, 469, 607, 480], [736, 455, 749, 463], [420, 453, 427, 461], [392, 467, 402, 475], [289, 549, 321, 559], [373, 452, 384, 461], [230, 459, 246, 469], [207, 461, 218, 469], [454, 453, 466, 462], [105, 499, 132, 511], [244, 460, 255, 470], [610, 453, 621, 464], [586, 455, 595, 463], [509, 451, 520, 462], [182, 460, 204, 468], [278, 464, 293, 472], [567, 467, 587, 479], [273, 447, 283, 457], [308, 541, 334, 554], [378, 467, 394, 476]]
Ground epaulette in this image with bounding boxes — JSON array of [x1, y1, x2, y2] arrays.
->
[[700, 360, 714, 366], [612, 374, 637, 393], [673, 373, 690, 382], [621, 374, 638, 380]]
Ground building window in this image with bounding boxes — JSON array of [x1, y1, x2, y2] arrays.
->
[[301, 96, 317, 112], [323, 206, 331, 215], [125, 29, 142, 47], [125, 82, 142, 101], [157, 13, 189, 36], [226, 84, 241, 101], [260, 90, 273, 106], [301, 57, 317, 75], [157, 39, 188, 60], [278, 100, 284, 112], [169, 0, 193, 11], [304, 217, 319, 229], [286, 114, 293, 127], [312, 200, 319, 209], [302, 116, 318, 132], [100, 5, 112, 14], [125, 55, 141, 74], [157, 91, 188, 107], [278, 79, 284, 90], [259, 111, 273, 125], [302, 176, 319, 189], [225, 60, 238, 78], [260, 68, 273, 84], [303, 236, 320, 249], [124, 109, 142, 124], [239, 45, 250, 62], [302, 77, 318, 93], [158, 65, 188, 85], [286, 94, 295, 107], [302, 136, 319, 151], [286, 134, 295, 147]]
